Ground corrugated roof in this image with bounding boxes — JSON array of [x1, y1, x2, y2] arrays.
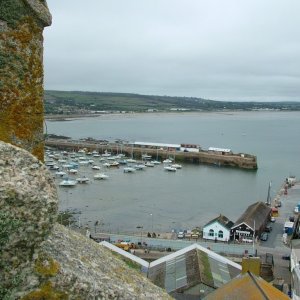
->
[[204, 271, 290, 300], [232, 202, 271, 230]]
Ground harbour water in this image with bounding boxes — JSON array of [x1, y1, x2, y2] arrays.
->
[[46, 111, 300, 232]]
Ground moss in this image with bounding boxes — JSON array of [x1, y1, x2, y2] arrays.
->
[[0, 0, 32, 28], [34, 254, 60, 277], [0, 211, 22, 250], [21, 281, 68, 300], [197, 251, 214, 287], [0, 16, 45, 160], [111, 251, 141, 271]]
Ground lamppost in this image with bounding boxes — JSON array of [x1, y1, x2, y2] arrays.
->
[[150, 213, 154, 232], [136, 226, 143, 243]]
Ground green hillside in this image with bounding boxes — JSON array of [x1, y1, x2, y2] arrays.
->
[[44, 90, 300, 114]]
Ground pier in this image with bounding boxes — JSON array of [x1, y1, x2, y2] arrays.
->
[[45, 138, 258, 170]]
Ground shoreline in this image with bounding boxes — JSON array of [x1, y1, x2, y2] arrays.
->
[[45, 110, 299, 122]]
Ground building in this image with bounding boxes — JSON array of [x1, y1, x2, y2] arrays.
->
[[291, 239, 300, 300], [101, 242, 241, 299], [204, 271, 290, 300], [203, 214, 233, 242], [230, 202, 272, 242]]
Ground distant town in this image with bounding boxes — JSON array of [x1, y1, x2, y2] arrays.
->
[[44, 90, 300, 116]]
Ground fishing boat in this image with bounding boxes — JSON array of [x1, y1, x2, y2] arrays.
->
[[94, 173, 109, 180]]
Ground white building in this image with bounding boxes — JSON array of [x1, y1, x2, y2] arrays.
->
[[291, 240, 300, 300], [203, 214, 233, 242]]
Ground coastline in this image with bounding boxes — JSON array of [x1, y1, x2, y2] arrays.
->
[[45, 110, 297, 122]]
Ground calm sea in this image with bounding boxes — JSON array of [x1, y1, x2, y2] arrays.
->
[[46, 111, 300, 232]]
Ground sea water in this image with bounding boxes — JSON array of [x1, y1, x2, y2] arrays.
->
[[46, 111, 300, 232]]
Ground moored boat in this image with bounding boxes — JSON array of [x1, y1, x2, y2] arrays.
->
[[164, 166, 177, 172], [59, 178, 77, 187], [76, 176, 90, 183], [124, 167, 136, 173], [94, 173, 109, 180]]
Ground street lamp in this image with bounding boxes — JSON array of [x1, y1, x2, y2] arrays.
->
[[150, 213, 154, 232], [136, 226, 143, 243]]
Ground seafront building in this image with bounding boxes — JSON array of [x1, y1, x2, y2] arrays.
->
[[202, 215, 233, 242]]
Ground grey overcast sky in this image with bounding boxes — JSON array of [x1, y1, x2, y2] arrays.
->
[[44, 0, 300, 102]]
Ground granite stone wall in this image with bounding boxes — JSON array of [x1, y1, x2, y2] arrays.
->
[[0, 0, 51, 161]]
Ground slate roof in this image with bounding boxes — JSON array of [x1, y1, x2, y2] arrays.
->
[[204, 214, 234, 229], [204, 271, 290, 300], [232, 202, 272, 230]]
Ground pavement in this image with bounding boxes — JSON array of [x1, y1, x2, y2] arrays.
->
[[255, 181, 300, 285]]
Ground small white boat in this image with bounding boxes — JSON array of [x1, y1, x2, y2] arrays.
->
[[92, 165, 101, 170], [109, 161, 119, 167], [134, 164, 146, 170], [145, 162, 155, 167], [94, 173, 109, 180], [49, 165, 60, 170], [68, 169, 78, 174], [59, 178, 77, 187], [151, 160, 161, 165], [126, 158, 137, 163], [76, 176, 90, 183], [93, 154, 101, 157], [164, 166, 177, 172], [58, 159, 67, 163], [79, 161, 89, 165], [163, 159, 173, 164], [55, 171, 67, 177], [142, 154, 152, 160], [124, 167, 136, 173], [103, 162, 110, 167], [88, 159, 94, 164], [171, 164, 182, 169], [102, 152, 111, 157]]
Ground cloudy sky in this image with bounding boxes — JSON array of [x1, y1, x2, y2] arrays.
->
[[44, 0, 300, 102]]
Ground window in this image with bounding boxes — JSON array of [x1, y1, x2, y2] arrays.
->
[[209, 229, 214, 237], [218, 230, 223, 238]]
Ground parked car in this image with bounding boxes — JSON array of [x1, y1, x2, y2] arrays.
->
[[265, 226, 272, 232], [260, 232, 269, 241], [177, 231, 185, 239], [282, 254, 291, 260]]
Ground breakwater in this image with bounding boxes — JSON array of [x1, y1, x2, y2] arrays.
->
[[45, 139, 258, 170]]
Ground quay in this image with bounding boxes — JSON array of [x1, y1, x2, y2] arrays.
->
[[45, 138, 258, 170]]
